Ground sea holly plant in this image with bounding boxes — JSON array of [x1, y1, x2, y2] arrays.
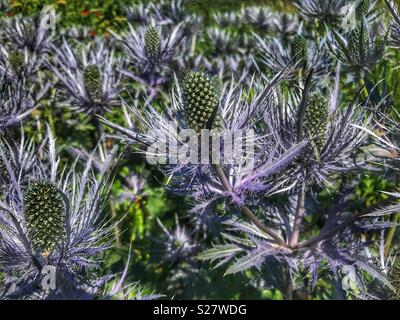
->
[[0, 13, 53, 80], [327, 16, 387, 73], [111, 22, 186, 101], [255, 32, 331, 82], [0, 73, 48, 134], [48, 38, 124, 116], [0, 128, 132, 299]]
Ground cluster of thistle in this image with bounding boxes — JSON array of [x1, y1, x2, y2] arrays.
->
[[2, 0, 400, 301], [99, 0, 400, 300]]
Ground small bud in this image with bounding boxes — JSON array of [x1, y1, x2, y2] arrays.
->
[[304, 93, 329, 155], [24, 181, 66, 254], [8, 51, 25, 73], [144, 25, 161, 59], [83, 64, 102, 103], [182, 69, 221, 132], [291, 35, 307, 66]]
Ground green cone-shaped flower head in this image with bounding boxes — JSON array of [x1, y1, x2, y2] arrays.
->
[[24, 181, 66, 255], [8, 51, 25, 72], [348, 21, 369, 62], [182, 69, 221, 132], [291, 35, 307, 66], [145, 25, 161, 59], [356, 0, 369, 21], [304, 93, 329, 155], [389, 259, 400, 300], [83, 64, 102, 103]]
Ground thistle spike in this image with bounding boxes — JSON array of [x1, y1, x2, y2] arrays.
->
[[291, 35, 307, 66], [303, 92, 329, 156], [24, 181, 67, 255], [182, 69, 221, 132], [83, 64, 102, 103], [8, 51, 25, 73], [144, 25, 161, 59], [355, 0, 369, 21], [348, 20, 369, 62]]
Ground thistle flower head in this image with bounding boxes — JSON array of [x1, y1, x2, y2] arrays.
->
[[8, 50, 25, 73], [356, 0, 370, 21], [303, 92, 329, 155], [24, 181, 67, 255], [182, 69, 221, 132], [144, 25, 161, 59], [291, 35, 307, 65], [83, 64, 102, 103], [48, 39, 123, 115], [347, 20, 370, 61]]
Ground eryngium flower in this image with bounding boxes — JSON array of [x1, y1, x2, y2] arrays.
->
[[303, 93, 329, 155], [83, 65, 103, 104], [328, 19, 385, 72], [0, 128, 116, 298], [48, 39, 124, 115], [182, 69, 221, 132], [24, 181, 67, 255], [267, 67, 370, 185], [0, 47, 42, 80], [8, 50, 25, 73], [295, 0, 347, 23], [112, 22, 185, 75], [256, 33, 331, 81], [291, 35, 307, 66]]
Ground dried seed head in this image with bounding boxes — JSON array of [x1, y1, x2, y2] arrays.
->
[[83, 64, 102, 103], [24, 181, 66, 254], [389, 259, 400, 300], [304, 93, 329, 155], [182, 69, 221, 132], [144, 25, 161, 59], [348, 21, 369, 62], [291, 35, 307, 66], [8, 51, 25, 73], [355, 0, 369, 21]]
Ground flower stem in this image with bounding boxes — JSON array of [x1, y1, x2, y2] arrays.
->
[[289, 182, 306, 247], [212, 165, 286, 247]]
